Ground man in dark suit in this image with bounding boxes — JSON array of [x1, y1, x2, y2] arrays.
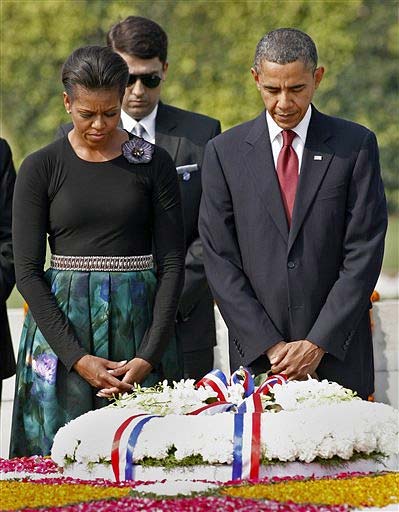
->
[[0, 138, 16, 403], [199, 28, 387, 399], [57, 16, 221, 380]]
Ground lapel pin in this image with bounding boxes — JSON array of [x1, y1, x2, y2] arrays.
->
[[314, 155, 323, 161], [176, 164, 198, 181]]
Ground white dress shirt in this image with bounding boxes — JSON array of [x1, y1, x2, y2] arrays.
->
[[121, 104, 158, 144], [266, 105, 312, 173]]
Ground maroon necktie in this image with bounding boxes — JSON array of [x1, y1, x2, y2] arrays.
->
[[276, 129, 299, 226]]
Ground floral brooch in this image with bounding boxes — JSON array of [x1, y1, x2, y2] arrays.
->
[[122, 136, 154, 164]]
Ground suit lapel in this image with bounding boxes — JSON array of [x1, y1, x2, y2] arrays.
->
[[155, 102, 180, 161], [243, 112, 289, 243], [288, 108, 334, 252]]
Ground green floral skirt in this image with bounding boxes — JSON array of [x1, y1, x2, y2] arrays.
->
[[10, 269, 182, 457]]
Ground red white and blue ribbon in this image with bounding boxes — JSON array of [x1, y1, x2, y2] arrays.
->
[[257, 373, 287, 395], [232, 412, 262, 480], [111, 368, 287, 482], [230, 367, 254, 397], [232, 371, 286, 479], [187, 401, 236, 415], [111, 413, 160, 482], [196, 368, 287, 480], [195, 369, 229, 401], [236, 391, 263, 413]]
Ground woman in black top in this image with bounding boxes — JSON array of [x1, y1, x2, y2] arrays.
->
[[10, 46, 185, 457]]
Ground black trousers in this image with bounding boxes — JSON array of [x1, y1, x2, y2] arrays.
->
[[183, 349, 214, 381]]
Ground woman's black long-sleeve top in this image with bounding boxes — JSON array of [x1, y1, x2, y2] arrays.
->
[[12, 136, 185, 371]]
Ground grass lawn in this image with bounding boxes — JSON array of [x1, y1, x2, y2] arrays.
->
[[383, 215, 399, 275], [6, 216, 399, 309], [7, 287, 23, 308]]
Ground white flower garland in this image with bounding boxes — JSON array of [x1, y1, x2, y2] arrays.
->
[[51, 378, 399, 469]]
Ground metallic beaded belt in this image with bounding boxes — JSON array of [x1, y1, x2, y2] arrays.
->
[[50, 254, 153, 272]]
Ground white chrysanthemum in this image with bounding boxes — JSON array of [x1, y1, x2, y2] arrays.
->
[[192, 415, 234, 464], [270, 377, 359, 411], [116, 379, 217, 415], [51, 378, 399, 472], [132, 418, 172, 460], [226, 383, 245, 404]]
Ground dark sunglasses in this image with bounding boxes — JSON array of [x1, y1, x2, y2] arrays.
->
[[127, 73, 162, 89]]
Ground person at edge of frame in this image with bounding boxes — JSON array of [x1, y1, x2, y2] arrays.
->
[[0, 138, 16, 417]]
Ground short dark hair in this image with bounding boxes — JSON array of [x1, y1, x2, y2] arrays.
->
[[61, 45, 129, 98], [107, 16, 168, 64], [254, 28, 318, 72]]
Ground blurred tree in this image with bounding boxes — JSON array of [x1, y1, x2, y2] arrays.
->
[[0, 0, 111, 162], [327, 0, 398, 212], [1, 0, 397, 209]]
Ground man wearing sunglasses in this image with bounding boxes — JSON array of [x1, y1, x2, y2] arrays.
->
[[56, 16, 221, 381]]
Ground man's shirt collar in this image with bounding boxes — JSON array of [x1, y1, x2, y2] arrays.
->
[[266, 105, 312, 144], [121, 103, 158, 142]]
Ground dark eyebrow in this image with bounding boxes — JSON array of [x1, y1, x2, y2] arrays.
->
[[132, 71, 161, 76], [77, 105, 120, 113], [260, 83, 306, 90], [261, 84, 280, 90]]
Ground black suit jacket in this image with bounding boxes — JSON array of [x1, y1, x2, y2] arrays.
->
[[0, 138, 16, 380], [199, 107, 387, 399], [56, 102, 221, 353]]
